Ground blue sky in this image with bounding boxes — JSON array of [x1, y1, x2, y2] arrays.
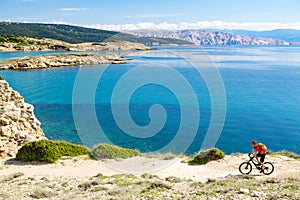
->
[[1, 0, 300, 30]]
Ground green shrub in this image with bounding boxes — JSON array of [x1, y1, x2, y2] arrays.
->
[[49, 44, 70, 50], [188, 148, 225, 165], [30, 188, 56, 199], [0, 75, 4, 80], [91, 144, 140, 159], [16, 140, 91, 163], [0, 172, 24, 183]]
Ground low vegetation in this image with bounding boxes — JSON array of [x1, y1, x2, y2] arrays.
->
[[1, 141, 300, 199], [29, 188, 56, 199], [16, 140, 91, 163], [0, 35, 27, 44], [0, 35, 46, 46], [0, 172, 299, 199], [268, 150, 300, 160], [188, 148, 225, 165], [91, 143, 140, 160], [0, 75, 4, 80], [0, 172, 24, 183], [0, 34, 70, 51], [141, 152, 178, 160]]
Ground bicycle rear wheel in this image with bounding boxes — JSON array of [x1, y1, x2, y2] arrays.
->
[[239, 162, 252, 175], [263, 162, 274, 175]]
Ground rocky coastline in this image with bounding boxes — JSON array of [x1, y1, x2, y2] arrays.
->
[[0, 36, 153, 52], [0, 52, 129, 70], [72, 40, 154, 51], [0, 80, 45, 157]]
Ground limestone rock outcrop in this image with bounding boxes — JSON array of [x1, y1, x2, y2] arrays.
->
[[71, 40, 153, 51], [0, 36, 153, 52], [0, 80, 45, 156], [0, 52, 129, 70]]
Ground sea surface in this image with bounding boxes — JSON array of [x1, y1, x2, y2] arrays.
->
[[1, 46, 300, 154]]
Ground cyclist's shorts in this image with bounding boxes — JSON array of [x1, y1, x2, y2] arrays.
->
[[257, 153, 266, 162]]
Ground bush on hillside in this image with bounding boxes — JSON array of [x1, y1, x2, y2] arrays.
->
[[91, 144, 140, 160], [16, 140, 91, 163], [267, 150, 300, 160], [188, 148, 225, 165]]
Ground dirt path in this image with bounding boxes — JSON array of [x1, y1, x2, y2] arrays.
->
[[1, 154, 299, 182]]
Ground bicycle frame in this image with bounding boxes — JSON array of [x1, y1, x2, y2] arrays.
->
[[247, 153, 262, 170], [239, 153, 274, 175]]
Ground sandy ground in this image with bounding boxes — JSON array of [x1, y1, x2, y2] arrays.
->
[[0, 154, 299, 182]]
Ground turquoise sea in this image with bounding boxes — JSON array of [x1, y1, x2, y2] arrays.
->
[[1, 46, 300, 154]]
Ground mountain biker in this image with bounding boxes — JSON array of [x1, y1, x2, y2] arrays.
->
[[251, 140, 266, 173]]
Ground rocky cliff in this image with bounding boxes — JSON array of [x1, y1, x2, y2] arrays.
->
[[126, 30, 292, 46], [0, 79, 45, 156], [0, 52, 129, 70]]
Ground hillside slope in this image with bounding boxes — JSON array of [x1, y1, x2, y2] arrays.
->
[[0, 22, 193, 46], [0, 35, 152, 52]]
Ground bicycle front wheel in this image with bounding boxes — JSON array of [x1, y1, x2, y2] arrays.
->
[[239, 162, 252, 175], [263, 162, 274, 175]]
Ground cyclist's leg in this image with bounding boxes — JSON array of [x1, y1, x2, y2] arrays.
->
[[254, 153, 260, 163], [260, 154, 266, 171], [256, 153, 262, 164]]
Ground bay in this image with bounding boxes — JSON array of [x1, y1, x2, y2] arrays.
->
[[1, 46, 300, 154]]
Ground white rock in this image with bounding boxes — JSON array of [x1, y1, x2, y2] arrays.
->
[[239, 188, 250, 194], [0, 126, 11, 137], [18, 131, 29, 138], [252, 190, 266, 197], [0, 117, 9, 126], [0, 80, 45, 157]]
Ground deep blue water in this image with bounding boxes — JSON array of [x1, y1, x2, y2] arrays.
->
[[1, 46, 300, 154]]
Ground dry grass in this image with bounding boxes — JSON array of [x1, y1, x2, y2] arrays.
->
[[0, 172, 299, 200]]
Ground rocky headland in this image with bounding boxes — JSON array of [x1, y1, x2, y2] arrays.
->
[[72, 40, 154, 51], [0, 52, 129, 70], [0, 35, 153, 52], [0, 80, 45, 157]]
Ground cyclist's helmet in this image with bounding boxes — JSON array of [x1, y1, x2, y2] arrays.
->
[[251, 140, 257, 145]]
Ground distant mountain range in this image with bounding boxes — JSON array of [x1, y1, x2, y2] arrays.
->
[[210, 29, 300, 43], [1, 22, 300, 46], [126, 29, 300, 46], [0, 22, 193, 46]]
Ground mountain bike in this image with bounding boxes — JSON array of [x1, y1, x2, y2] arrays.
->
[[239, 153, 274, 175]]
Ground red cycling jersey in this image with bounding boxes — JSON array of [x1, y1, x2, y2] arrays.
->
[[255, 145, 266, 154]]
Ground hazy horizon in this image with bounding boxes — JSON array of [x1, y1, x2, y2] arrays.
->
[[1, 0, 300, 31]]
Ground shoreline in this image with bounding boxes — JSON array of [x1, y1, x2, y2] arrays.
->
[[0, 39, 154, 70], [0, 36, 154, 52], [0, 52, 130, 70]]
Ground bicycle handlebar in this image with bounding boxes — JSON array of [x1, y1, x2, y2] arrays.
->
[[248, 153, 255, 158]]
